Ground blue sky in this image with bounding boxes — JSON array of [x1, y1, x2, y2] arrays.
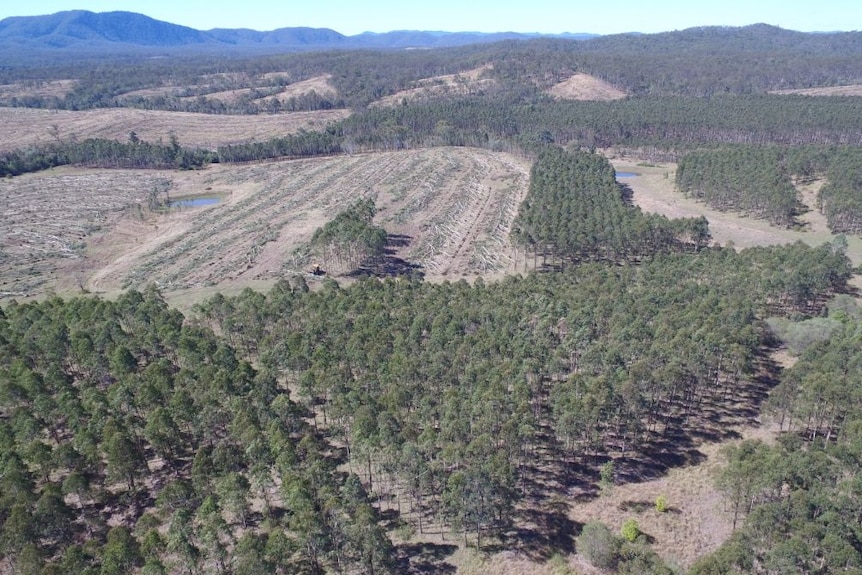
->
[[1, 0, 858, 35]]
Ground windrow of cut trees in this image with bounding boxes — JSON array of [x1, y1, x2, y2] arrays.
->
[[511, 148, 710, 265], [194, 239, 851, 550], [0, 287, 394, 575]]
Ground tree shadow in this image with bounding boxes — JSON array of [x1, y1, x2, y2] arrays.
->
[[502, 501, 579, 561], [347, 234, 424, 280], [396, 542, 458, 574], [618, 182, 634, 206]]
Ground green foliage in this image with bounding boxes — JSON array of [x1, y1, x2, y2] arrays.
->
[[655, 494, 668, 513], [765, 316, 842, 355], [0, 137, 213, 177], [677, 146, 800, 226], [309, 198, 388, 272], [620, 518, 641, 543], [576, 521, 619, 570], [618, 542, 674, 575], [511, 148, 710, 264], [599, 461, 615, 496], [819, 147, 862, 235]]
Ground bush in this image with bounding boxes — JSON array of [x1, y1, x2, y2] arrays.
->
[[655, 494, 668, 513], [576, 521, 619, 570], [621, 518, 641, 542]]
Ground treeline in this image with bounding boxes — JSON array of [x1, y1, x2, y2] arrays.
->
[[309, 198, 388, 273], [511, 148, 710, 264], [349, 94, 862, 150], [819, 148, 862, 235], [694, 302, 862, 574], [677, 145, 862, 233], [216, 129, 342, 163], [208, 94, 862, 165], [0, 136, 213, 177], [676, 146, 800, 226], [0, 287, 394, 574], [195, 241, 851, 549]]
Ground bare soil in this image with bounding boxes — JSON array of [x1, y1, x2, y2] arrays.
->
[[546, 73, 627, 101], [0, 107, 350, 152]]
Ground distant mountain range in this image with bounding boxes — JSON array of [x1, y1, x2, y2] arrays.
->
[[0, 10, 599, 51]]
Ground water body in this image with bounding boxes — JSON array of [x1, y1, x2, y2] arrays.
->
[[168, 197, 220, 208], [616, 172, 639, 179]]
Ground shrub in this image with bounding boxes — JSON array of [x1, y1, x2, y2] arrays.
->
[[621, 518, 641, 542], [599, 461, 614, 496], [655, 494, 668, 513], [576, 521, 619, 570]]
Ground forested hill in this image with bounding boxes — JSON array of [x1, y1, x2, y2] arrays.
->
[[0, 10, 595, 52]]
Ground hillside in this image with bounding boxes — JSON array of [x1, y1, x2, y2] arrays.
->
[[0, 10, 597, 53], [2, 20, 862, 575]]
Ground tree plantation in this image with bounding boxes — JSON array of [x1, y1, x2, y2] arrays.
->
[[2, 16, 862, 575]]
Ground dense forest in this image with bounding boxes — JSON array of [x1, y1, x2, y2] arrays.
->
[[0, 135, 213, 177], [512, 148, 710, 264], [3, 21, 862, 575], [676, 145, 862, 232]]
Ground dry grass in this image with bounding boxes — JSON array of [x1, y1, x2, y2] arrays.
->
[[0, 79, 77, 100], [546, 74, 627, 101], [0, 107, 351, 152], [373, 66, 496, 107], [769, 85, 862, 96], [609, 155, 862, 266], [567, 422, 779, 571]]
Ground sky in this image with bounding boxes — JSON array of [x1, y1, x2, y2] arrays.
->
[[0, 0, 859, 35]]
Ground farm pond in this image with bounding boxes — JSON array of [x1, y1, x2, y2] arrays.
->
[[168, 197, 221, 208]]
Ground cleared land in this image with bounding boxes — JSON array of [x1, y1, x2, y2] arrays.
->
[[0, 147, 530, 300], [0, 79, 77, 100], [546, 73, 627, 101], [0, 107, 350, 152], [610, 156, 862, 266], [373, 65, 496, 107], [0, 168, 172, 297], [769, 84, 862, 96]]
